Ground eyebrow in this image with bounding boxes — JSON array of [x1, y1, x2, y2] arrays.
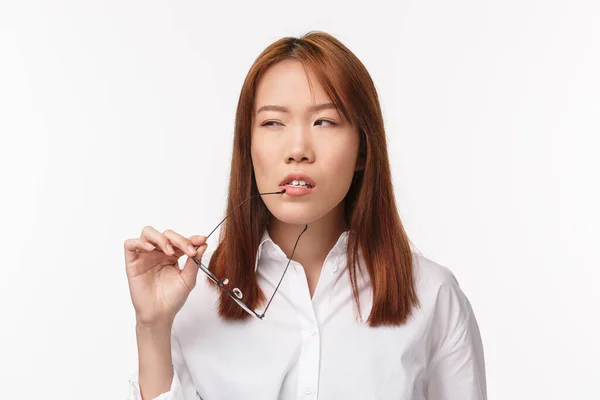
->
[[256, 103, 338, 115]]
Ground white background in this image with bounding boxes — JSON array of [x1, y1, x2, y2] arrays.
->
[[1, 0, 598, 398]]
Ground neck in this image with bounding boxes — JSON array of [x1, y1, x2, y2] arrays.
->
[[267, 202, 348, 270]]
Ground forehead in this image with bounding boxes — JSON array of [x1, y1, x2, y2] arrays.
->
[[254, 60, 332, 111]]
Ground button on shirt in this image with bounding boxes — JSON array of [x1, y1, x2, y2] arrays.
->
[[128, 230, 487, 399]]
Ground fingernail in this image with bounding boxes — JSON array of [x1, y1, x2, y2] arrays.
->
[[187, 244, 197, 255], [166, 244, 174, 254], [145, 242, 155, 250]]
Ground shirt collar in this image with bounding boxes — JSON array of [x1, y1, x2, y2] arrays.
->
[[254, 228, 350, 272]]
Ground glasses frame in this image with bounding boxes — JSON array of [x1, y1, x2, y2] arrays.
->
[[190, 189, 307, 320]]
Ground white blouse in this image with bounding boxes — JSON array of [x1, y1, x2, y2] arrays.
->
[[128, 229, 487, 399]]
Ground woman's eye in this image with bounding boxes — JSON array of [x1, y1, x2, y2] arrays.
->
[[261, 120, 336, 127], [315, 119, 336, 127], [262, 121, 282, 127]]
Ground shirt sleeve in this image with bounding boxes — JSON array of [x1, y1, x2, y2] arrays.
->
[[425, 280, 487, 400], [127, 325, 200, 400]]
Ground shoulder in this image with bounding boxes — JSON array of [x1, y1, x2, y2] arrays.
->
[[410, 251, 475, 328], [410, 253, 486, 393], [411, 251, 460, 291]]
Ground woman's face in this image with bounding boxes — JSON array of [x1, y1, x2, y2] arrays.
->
[[251, 59, 361, 226]]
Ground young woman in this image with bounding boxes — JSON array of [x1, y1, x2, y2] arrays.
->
[[125, 31, 487, 400]]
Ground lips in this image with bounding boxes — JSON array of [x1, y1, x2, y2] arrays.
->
[[279, 173, 316, 187]]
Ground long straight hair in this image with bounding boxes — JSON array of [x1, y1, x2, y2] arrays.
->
[[208, 31, 418, 327]]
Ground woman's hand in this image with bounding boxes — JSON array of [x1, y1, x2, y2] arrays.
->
[[124, 226, 208, 327]]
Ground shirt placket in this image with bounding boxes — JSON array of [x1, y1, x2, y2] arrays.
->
[[291, 260, 322, 400]]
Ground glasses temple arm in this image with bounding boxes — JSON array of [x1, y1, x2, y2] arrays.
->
[[260, 224, 307, 317], [191, 189, 284, 265]]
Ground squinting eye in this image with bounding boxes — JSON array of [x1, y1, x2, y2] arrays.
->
[[262, 121, 282, 127], [315, 119, 336, 127], [261, 120, 336, 127]]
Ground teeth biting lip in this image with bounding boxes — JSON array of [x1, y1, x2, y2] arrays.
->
[[279, 173, 316, 188], [280, 182, 314, 195], [282, 181, 313, 188]]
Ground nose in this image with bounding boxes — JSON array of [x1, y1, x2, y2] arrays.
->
[[285, 124, 315, 164]]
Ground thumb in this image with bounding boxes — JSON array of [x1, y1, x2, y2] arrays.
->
[[181, 243, 208, 289]]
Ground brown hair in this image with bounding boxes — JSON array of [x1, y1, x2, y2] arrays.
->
[[208, 31, 418, 327]]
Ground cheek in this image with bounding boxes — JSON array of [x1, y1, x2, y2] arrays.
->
[[320, 141, 359, 195], [250, 144, 270, 182], [324, 141, 358, 175], [252, 134, 281, 168], [251, 134, 270, 166], [250, 139, 262, 165]]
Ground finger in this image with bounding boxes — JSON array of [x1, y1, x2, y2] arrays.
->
[[181, 243, 208, 288], [163, 229, 198, 257], [124, 238, 156, 263], [141, 225, 175, 256], [188, 235, 208, 247], [124, 238, 140, 264], [136, 238, 156, 252]]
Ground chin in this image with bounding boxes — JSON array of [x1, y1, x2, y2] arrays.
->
[[269, 211, 317, 226], [262, 193, 343, 227]]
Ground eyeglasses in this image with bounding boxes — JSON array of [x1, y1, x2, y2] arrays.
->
[[190, 188, 307, 320]]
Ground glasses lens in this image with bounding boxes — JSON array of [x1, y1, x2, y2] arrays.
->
[[195, 259, 259, 317], [228, 292, 262, 319], [195, 189, 299, 319]]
